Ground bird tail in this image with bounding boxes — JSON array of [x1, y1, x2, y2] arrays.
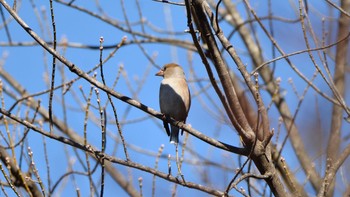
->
[[170, 125, 179, 144]]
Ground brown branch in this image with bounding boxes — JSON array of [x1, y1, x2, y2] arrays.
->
[[325, 0, 350, 17], [0, 0, 246, 155], [188, 0, 286, 196], [272, 145, 308, 197], [240, 0, 323, 191], [325, 0, 350, 196], [0, 38, 197, 52], [184, 0, 243, 137], [318, 143, 350, 196], [0, 107, 228, 196], [152, 0, 185, 6], [0, 146, 43, 197], [190, 0, 255, 144], [204, 0, 271, 142]]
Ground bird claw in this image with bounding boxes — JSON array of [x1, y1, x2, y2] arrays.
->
[[176, 173, 186, 184], [161, 113, 167, 121]]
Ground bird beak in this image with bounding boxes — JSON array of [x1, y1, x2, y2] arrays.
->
[[155, 69, 164, 77]]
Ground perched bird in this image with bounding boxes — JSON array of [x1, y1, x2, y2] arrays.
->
[[156, 63, 191, 144]]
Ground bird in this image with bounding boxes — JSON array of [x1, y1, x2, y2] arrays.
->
[[156, 63, 191, 144]]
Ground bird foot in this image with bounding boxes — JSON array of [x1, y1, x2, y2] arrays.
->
[[176, 173, 186, 184]]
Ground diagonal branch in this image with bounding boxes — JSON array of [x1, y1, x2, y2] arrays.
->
[[0, 107, 229, 196], [187, 0, 286, 196], [0, 146, 43, 197], [189, 0, 255, 144], [0, 0, 246, 156]]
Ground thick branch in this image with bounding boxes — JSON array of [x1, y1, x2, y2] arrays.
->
[[0, 146, 43, 197], [189, 0, 286, 196], [325, 0, 350, 195], [190, 0, 255, 144], [237, 0, 323, 191]]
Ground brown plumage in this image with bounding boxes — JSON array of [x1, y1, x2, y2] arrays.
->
[[156, 63, 191, 144]]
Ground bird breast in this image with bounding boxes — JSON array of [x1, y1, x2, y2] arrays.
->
[[159, 78, 190, 121]]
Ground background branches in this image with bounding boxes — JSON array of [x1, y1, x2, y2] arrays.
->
[[0, 0, 349, 196]]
